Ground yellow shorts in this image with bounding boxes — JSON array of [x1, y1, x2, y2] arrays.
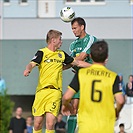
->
[[32, 87, 62, 117]]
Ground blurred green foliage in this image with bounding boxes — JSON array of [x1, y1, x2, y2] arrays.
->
[[0, 90, 14, 133]]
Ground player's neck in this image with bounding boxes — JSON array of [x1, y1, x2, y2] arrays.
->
[[47, 44, 57, 52], [79, 32, 86, 39], [93, 62, 105, 66]]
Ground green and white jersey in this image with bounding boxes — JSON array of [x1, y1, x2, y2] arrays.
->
[[69, 34, 97, 63], [69, 34, 97, 99]]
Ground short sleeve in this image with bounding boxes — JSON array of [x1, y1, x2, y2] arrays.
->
[[113, 75, 122, 94], [82, 35, 97, 54], [31, 50, 43, 65], [69, 71, 79, 92], [63, 51, 74, 64]]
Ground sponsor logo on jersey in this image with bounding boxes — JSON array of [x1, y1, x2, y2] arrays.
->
[[44, 58, 63, 63]]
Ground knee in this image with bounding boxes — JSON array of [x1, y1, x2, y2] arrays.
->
[[34, 121, 42, 130], [46, 119, 56, 130]]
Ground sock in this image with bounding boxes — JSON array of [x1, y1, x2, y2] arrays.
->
[[33, 129, 42, 133], [67, 115, 77, 133], [45, 129, 55, 133]]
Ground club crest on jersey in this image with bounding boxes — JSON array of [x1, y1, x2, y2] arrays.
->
[[58, 53, 62, 58]]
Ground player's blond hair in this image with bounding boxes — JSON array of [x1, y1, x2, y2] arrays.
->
[[46, 30, 62, 44]]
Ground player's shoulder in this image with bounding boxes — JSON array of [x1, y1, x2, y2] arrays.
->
[[39, 47, 47, 52], [57, 49, 64, 53], [69, 39, 78, 51], [104, 67, 118, 77], [86, 34, 97, 41], [57, 49, 66, 56], [70, 38, 78, 46]]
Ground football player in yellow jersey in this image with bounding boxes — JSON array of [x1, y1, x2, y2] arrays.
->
[[23, 30, 91, 133], [61, 40, 125, 133]]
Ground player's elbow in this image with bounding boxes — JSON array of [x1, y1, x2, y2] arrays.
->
[[62, 95, 70, 102]]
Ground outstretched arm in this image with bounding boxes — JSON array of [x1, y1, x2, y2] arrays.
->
[[23, 62, 37, 76], [63, 59, 91, 71], [72, 59, 92, 68], [63, 64, 72, 70], [63, 51, 92, 71], [75, 52, 88, 61]]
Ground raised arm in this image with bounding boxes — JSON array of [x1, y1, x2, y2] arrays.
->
[[63, 64, 72, 70], [71, 59, 92, 68], [74, 52, 88, 61], [63, 51, 92, 71]]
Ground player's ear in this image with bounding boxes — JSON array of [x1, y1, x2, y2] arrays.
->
[[81, 25, 84, 31], [52, 38, 56, 43], [104, 57, 108, 65]]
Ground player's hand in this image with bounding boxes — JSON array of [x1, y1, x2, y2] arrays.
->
[[61, 103, 73, 116], [23, 69, 30, 77], [71, 99, 79, 115]]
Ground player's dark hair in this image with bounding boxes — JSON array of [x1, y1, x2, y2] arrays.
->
[[119, 123, 124, 127], [90, 40, 108, 63], [46, 29, 62, 43], [71, 17, 86, 30]]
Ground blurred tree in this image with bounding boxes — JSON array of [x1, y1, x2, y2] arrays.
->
[[0, 90, 14, 133]]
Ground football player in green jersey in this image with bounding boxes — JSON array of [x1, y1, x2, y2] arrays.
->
[[67, 17, 97, 133]]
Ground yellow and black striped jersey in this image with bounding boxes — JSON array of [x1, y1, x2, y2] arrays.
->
[[31, 47, 74, 92], [68, 64, 122, 133]]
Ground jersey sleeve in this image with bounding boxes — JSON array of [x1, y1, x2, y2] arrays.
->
[[63, 51, 74, 64], [82, 35, 97, 54], [31, 50, 43, 65], [113, 75, 122, 94], [68, 72, 79, 92], [69, 41, 76, 57]]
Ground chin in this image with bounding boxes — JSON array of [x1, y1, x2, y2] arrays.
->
[[75, 35, 79, 37]]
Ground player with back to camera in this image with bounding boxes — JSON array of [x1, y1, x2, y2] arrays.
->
[[64, 17, 97, 133], [61, 40, 125, 133], [23, 29, 91, 133]]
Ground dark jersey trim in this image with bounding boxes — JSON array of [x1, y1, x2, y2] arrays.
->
[[31, 50, 43, 64], [113, 75, 122, 94], [69, 71, 79, 92], [63, 51, 74, 64], [69, 73, 121, 95]]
